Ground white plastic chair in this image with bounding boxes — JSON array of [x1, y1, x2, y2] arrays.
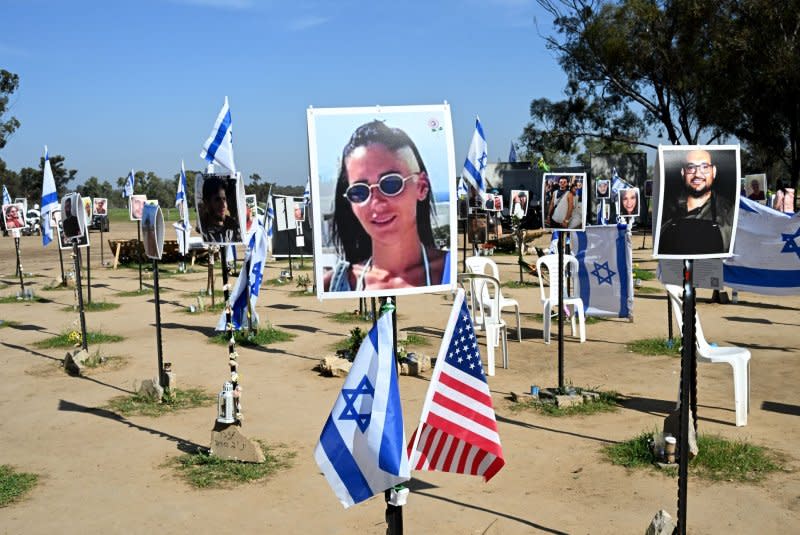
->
[[535, 254, 586, 344], [465, 256, 522, 341], [665, 284, 750, 427], [459, 273, 508, 376]]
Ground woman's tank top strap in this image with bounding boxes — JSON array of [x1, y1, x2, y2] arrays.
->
[[329, 260, 353, 292]]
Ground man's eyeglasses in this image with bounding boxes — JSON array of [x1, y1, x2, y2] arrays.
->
[[684, 163, 712, 175], [343, 173, 419, 204]]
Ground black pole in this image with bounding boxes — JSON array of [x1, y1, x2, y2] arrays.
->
[[14, 237, 25, 294], [288, 232, 294, 280], [676, 259, 696, 535], [137, 225, 143, 292], [667, 293, 674, 344], [557, 232, 565, 391], [153, 258, 165, 387], [86, 245, 92, 304], [57, 236, 66, 285], [100, 226, 105, 266], [381, 296, 403, 535], [73, 242, 89, 352], [221, 246, 240, 422], [463, 209, 469, 272]]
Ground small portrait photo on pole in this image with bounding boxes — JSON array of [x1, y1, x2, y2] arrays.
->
[[194, 173, 245, 245], [61, 192, 86, 240], [307, 104, 457, 298], [653, 145, 740, 259], [93, 197, 108, 216], [82, 196, 93, 222], [141, 202, 165, 259], [244, 194, 258, 237], [744, 173, 767, 204], [3, 202, 26, 230], [542, 173, 587, 230], [50, 207, 62, 229], [129, 194, 146, 221], [293, 201, 306, 222], [510, 189, 529, 218], [596, 179, 610, 200], [618, 187, 640, 217]]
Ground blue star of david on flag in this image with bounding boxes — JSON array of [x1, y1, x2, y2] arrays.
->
[[780, 226, 800, 259], [338, 376, 375, 432], [591, 261, 616, 285]]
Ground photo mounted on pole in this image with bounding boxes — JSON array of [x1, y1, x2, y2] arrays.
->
[[194, 172, 246, 246]]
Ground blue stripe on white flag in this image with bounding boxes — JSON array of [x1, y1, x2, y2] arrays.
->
[[318, 415, 374, 504], [616, 224, 630, 318], [41, 148, 59, 247], [204, 107, 232, 164]]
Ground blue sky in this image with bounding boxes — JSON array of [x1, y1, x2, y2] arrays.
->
[[2, 0, 568, 187]]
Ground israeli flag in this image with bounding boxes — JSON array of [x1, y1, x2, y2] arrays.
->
[[723, 198, 800, 295], [315, 308, 410, 508], [457, 176, 468, 199], [508, 141, 517, 163], [303, 177, 311, 205], [461, 117, 487, 196], [610, 167, 632, 195], [40, 146, 59, 247], [123, 169, 135, 198], [573, 224, 633, 318], [174, 161, 191, 255], [265, 189, 274, 241], [215, 222, 268, 331], [2, 184, 11, 206], [200, 96, 236, 174]]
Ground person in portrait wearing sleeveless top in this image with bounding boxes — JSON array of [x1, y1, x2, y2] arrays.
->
[[324, 120, 450, 292]]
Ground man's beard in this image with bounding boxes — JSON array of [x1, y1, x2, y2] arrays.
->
[[685, 183, 710, 198]]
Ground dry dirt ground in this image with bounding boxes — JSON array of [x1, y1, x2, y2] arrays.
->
[[1, 221, 798, 534]]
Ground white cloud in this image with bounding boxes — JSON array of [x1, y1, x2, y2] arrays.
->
[[287, 15, 329, 31]]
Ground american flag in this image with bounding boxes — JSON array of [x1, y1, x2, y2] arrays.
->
[[407, 289, 505, 481]]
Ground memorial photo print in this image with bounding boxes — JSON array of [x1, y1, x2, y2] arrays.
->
[[307, 104, 457, 299], [654, 145, 740, 259]]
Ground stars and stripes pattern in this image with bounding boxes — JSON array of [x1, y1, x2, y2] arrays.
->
[[407, 288, 505, 481]]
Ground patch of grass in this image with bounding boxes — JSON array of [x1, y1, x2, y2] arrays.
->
[[605, 431, 783, 483], [34, 330, 125, 349], [210, 325, 295, 346], [635, 286, 662, 294], [61, 300, 120, 312], [106, 387, 215, 417], [633, 267, 656, 281], [626, 337, 680, 356], [501, 280, 538, 289], [329, 311, 372, 324], [116, 288, 152, 297], [0, 319, 19, 329], [404, 333, 431, 347], [0, 295, 50, 304], [41, 282, 70, 291], [0, 465, 39, 507], [510, 389, 621, 416], [168, 442, 295, 489], [263, 277, 291, 287], [289, 289, 314, 297]]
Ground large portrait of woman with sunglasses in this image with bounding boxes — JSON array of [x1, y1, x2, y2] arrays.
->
[[307, 104, 457, 299]]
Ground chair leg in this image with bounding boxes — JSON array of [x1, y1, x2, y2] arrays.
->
[[732, 359, 748, 427], [570, 308, 577, 337], [543, 303, 551, 344], [485, 326, 496, 377], [515, 305, 521, 342], [576, 306, 586, 343], [502, 327, 509, 369]]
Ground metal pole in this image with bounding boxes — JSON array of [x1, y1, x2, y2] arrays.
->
[[667, 293, 674, 344], [288, 231, 294, 280], [100, 226, 105, 266], [137, 225, 143, 292], [463, 208, 469, 272], [221, 246, 241, 422], [381, 296, 403, 535], [57, 237, 66, 285], [557, 232, 565, 391], [676, 259, 695, 535], [153, 258, 165, 387], [14, 237, 25, 294], [86, 245, 92, 304], [73, 242, 89, 352]]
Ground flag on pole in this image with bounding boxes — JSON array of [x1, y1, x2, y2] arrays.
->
[[2, 184, 11, 206], [461, 117, 487, 196], [407, 288, 505, 481], [723, 197, 800, 295], [200, 96, 236, 174], [123, 169, 135, 198], [537, 156, 550, 173], [457, 177, 468, 199], [215, 223, 268, 330], [40, 146, 59, 247], [265, 187, 274, 240], [315, 307, 410, 508], [508, 142, 517, 163], [303, 177, 311, 205], [174, 160, 192, 255], [573, 224, 633, 317]]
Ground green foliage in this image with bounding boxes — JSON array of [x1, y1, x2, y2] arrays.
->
[[168, 442, 295, 489], [0, 319, 19, 328], [210, 325, 295, 346], [635, 286, 662, 294], [116, 288, 152, 297], [605, 431, 782, 483], [501, 280, 537, 288], [295, 274, 312, 289], [106, 388, 215, 417], [33, 330, 124, 349], [626, 337, 680, 356], [61, 301, 120, 312], [404, 333, 431, 347], [0, 294, 49, 304], [332, 327, 367, 358], [510, 389, 621, 416], [0, 465, 38, 507], [633, 267, 655, 281], [329, 311, 371, 323], [0, 69, 21, 150]]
